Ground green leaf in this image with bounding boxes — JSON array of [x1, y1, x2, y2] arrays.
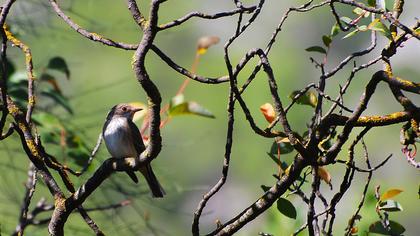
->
[[330, 23, 340, 37], [358, 25, 368, 31], [276, 198, 297, 219], [369, 20, 393, 40], [340, 16, 353, 25], [342, 29, 359, 39], [41, 88, 73, 114], [8, 71, 28, 86], [305, 46, 326, 54], [261, 185, 271, 192], [169, 94, 215, 118], [368, 0, 376, 7], [47, 56, 70, 78], [270, 139, 294, 155], [322, 35, 332, 48], [378, 200, 403, 212], [353, 7, 364, 15], [369, 220, 405, 235], [288, 90, 318, 107], [169, 101, 215, 118]]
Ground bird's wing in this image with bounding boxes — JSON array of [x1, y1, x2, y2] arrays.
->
[[128, 120, 146, 155]]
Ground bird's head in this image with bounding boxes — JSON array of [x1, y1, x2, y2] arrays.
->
[[109, 103, 143, 120]]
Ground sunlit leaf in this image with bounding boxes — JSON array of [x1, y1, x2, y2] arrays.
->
[[41, 88, 73, 114], [305, 46, 326, 54], [369, 220, 405, 235], [129, 102, 147, 122], [276, 198, 297, 219], [288, 90, 317, 108], [260, 103, 276, 123], [330, 23, 340, 37], [317, 166, 332, 186], [368, 19, 392, 40], [197, 36, 220, 55], [378, 200, 403, 212], [47, 56, 70, 78], [379, 189, 403, 202], [322, 35, 332, 48], [342, 29, 359, 39], [169, 95, 215, 118], [352, 7, 364, 15], [340, 16, 353, 25], [358, 25, 368, 31]]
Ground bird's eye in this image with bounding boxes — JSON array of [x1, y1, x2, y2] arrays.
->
[[122, 107, 127, 112]]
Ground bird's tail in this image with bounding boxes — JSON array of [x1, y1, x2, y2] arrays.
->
[[140, 164, 165, 198]]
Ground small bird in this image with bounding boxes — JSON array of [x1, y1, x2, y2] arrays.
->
[[102, 103, 165, 198]]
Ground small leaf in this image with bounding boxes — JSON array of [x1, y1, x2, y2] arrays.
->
[[340, 16, 353, 25], [288, 90, 318, 108], [369, 220, 405, 235], [352, 7, 364, 15], [378, 200, 403, 212], [330, 23, 340, 37], [380, 189, 403, 202], [270, 139, 294, 155], [276, 198, 297, 219], [305, 46, 326, 54], [169, 97, 215, 118], [197, 36, 220, 55], [317, 166, 332, 186], [47, 56, 70, 78], [358, 25, 368, 31], [41, 88, 73, 114], [322, 35, 332, 48], [368, 0, 376, 7], [261, 185, 271, 192], [369, 19, 392, 40], [266, 153, 289, 170], [342, 29, 359, 39], [260, 103, 276, 123]]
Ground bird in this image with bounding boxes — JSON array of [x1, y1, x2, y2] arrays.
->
[[102, 103, 165, 198]]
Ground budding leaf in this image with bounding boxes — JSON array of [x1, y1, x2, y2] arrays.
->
[[289, 90, 318, 108], [305, 46, 327, 54]]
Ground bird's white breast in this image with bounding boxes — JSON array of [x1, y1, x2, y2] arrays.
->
[[103, 117, 137, 158]]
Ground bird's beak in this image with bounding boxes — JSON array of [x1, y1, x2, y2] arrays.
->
[[132, 107, 143, 113]]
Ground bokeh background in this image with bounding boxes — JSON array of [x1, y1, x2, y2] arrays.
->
[[0, 0, 419, 235]]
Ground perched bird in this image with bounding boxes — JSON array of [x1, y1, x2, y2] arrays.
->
[[102, 103, 165, 198]]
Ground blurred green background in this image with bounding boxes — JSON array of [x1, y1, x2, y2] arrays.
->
[[1, 0, 419, 235]]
